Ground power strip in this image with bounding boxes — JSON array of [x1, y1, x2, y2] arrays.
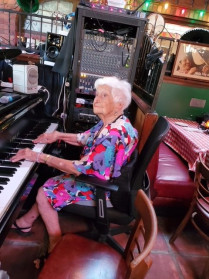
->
[[1, 81, 13, 88]]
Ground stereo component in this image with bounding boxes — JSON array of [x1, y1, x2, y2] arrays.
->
[[80, 29, 135, 80], [44, 32, 65, 65], [74, 107, 99, 124], [13, 64, 38, 94], [77, 73, 102, 94]]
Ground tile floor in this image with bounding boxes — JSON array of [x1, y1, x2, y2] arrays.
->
[[113, 213, 209, 279], [145, 216, 209, 279], [0, 212, 209, 279]]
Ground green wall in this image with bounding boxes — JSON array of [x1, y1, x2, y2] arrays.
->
[[156, 82, 209, 120]]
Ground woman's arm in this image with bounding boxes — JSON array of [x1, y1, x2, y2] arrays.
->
[[10, 148, 81, 175], [33, 131, 82, 146], [38, 153, 80, 175]]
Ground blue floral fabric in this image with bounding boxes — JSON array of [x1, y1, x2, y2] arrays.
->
[[43, 115, 138, 211]]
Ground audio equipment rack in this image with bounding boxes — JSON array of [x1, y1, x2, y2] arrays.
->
[[68, 4, 147, 132]]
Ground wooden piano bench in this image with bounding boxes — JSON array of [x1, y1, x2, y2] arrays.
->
[[148, 142, 196, 211]]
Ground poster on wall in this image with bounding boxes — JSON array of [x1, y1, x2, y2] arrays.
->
[[171, 40, 209, 82]]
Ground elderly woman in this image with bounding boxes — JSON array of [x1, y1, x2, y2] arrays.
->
[[10, 76, 138, 255]]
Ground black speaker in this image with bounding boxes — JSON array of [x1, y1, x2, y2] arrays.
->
[[44, 32, 65, 63]]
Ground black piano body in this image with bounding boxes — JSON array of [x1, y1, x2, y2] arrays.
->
[[0, 89, 59, 246]]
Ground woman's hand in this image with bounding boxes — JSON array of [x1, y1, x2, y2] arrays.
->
[[33, 131, 59, 144], [10, 148, 37, 163]]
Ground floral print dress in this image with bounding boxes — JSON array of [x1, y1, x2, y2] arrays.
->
[[43, 115, 138, 211]]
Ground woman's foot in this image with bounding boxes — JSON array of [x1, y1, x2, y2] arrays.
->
[[34, 252, 49, 270], [11, 220, 32, 235], [33, 236, 62, 269]]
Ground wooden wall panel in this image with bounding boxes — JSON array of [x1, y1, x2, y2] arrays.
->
[[162, 0, 208, 9], [178, 0, 196, 8], [193, 0, 207, 10], [133, 109, 158, 153]]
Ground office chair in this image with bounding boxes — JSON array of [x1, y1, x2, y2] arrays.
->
[[38, 190, 158, 279], [63, 116, 169, 254]]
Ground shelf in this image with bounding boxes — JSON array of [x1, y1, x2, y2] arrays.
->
[[163, 75, 209, 89]]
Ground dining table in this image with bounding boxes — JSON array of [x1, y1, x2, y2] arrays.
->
[[163, 117, 209, 171]]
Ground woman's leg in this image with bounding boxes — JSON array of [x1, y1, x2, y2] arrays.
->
[[12, 203, 39, 232], [36, 187, 62, 253]]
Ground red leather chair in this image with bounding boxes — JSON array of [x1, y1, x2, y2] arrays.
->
[[148, 142, 196, 209]]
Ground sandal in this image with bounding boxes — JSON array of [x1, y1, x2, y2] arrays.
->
[[11, 221, 32, 236]]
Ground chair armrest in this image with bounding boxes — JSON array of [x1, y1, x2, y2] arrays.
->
[[75, 174, 119, 192]]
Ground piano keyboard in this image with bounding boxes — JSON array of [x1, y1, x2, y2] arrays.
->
[[0, 122, 58, 223]]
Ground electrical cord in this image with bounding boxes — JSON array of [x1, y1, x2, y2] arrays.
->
[[62, 78, 68, 132], [91, 34, 107, 52], [37, 85, 50, 104], [52, 76, 65, 117]]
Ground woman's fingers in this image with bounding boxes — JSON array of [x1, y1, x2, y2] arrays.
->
[[33, 133, 47, 143], [10, 148, 35, 162], [33, 132, 55, 144]]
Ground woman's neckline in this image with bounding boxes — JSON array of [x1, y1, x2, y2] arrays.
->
[[102, 114, 124, 127], [95, 114, 124, 140]]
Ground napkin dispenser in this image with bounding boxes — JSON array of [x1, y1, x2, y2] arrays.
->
[[196, 113, 209, 124], [204, 113, 209, 122]]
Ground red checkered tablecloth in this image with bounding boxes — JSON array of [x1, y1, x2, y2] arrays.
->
[[164, 118, 209, 171]]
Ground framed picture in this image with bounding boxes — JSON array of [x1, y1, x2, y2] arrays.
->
[[171, 40, 209, 82]]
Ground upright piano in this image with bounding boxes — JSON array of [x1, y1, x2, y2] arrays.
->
[[0, 88, 59, 246]]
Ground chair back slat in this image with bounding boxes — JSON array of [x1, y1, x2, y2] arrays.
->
[[170, 152, 209, 248], [192, 156, 209, 241], [124, 190, 158, 279]]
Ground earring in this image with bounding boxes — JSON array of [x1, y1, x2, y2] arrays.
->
[[114, 111, 118, 116]]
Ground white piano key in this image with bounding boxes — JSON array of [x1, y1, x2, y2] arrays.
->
[[0, 122, 58, 222]]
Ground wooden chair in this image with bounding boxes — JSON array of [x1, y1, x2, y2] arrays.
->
[[169, 156, 209, 278], [38, 190, 158, 279], [169, 155, 209, 244]]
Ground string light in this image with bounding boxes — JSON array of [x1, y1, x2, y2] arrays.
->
[[181, 9, 185, 15], [145, 1, 150, 9], [199, 10, 204, 17], [164, 3, 169, 10], [141, 1, 208, 22], [90, 0, 208, 22]]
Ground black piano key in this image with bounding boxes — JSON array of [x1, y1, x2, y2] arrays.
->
[[0, 177, 9, 182], [0, 160, 21, 167], [1, 152, 16, 157], [31, 128, 49, 133], [5, 143, 19, 149], [0, 177, 9, 185], [0, 154, 8, 160], [2, 147, 19, 153], [15, 135, 37, 140], [10, 142, 35, 148], [14, 123, 50, 142], [0, 185, 4, 190], [0, 167, 17, 176], [0, 166, 17, 172], [13, 138, 33, 142], [6, 143, 31, 150]]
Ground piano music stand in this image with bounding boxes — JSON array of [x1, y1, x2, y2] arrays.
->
[[0, 49, 22, 61]]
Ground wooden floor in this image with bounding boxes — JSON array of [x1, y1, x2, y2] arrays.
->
[[0, 210, 209, 279]]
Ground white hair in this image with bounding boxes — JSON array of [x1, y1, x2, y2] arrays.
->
[[94, 76, 132, 110]]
